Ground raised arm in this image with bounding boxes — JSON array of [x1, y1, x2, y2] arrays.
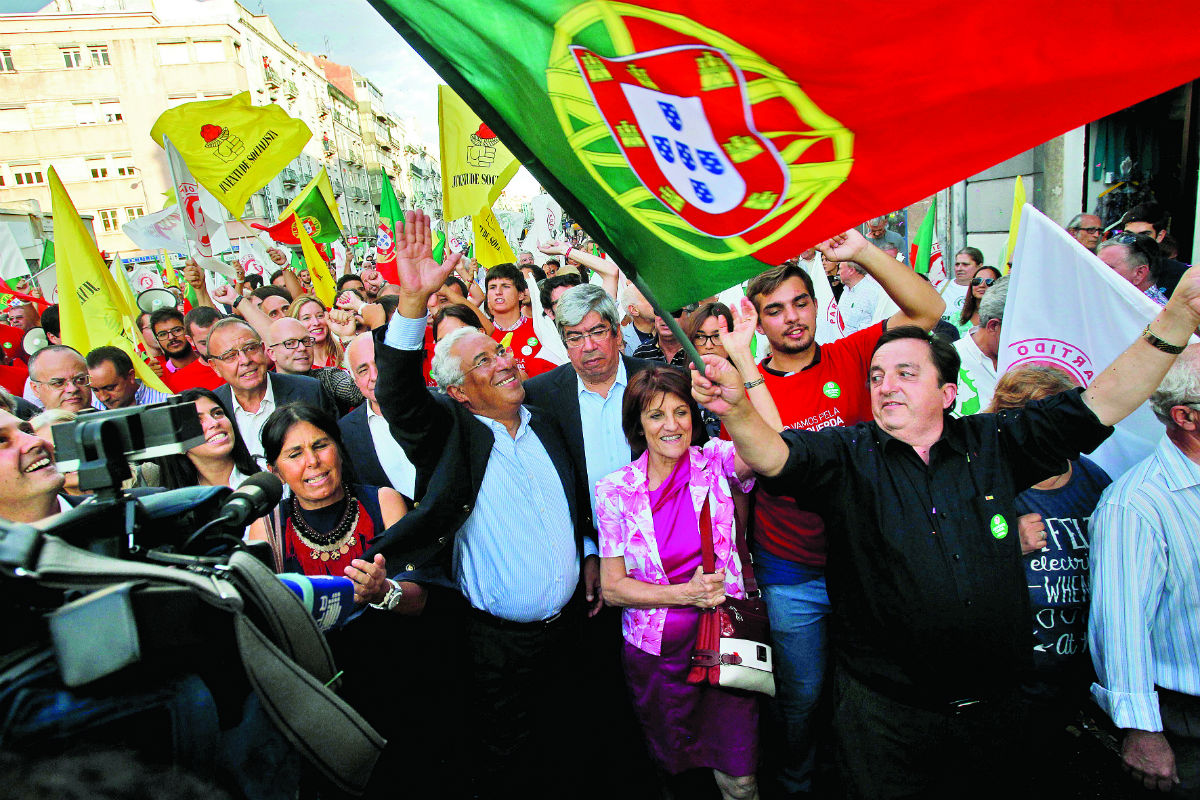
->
[[183, 260, 217, 310], [691, 353, 789, 477], [817, 229, 945, 331], [1083, 266, 1200, 426], [720, 297, 783, 431], [540, 240, 620, 299], [267, 247, 305, 300], [212, 283, 273, 341]]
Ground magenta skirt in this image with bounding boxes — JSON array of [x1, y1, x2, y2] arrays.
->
[[622, 606, 758, 776]]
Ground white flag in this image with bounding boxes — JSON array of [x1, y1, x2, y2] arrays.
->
[[238, 237, 274, 277], [162, 135, 230, 257], [998, 205, 1192, 477], [33, 264, 58, 303], [128, 263, 163, 293], [0, 223, 29, 285], [521, 193, 563, 267], [801, 253, 844, 345]]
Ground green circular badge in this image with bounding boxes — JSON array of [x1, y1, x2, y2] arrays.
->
[[822, 381, 841, 399], [528, 337, 539, 347], [989, 514, 1009, 539]]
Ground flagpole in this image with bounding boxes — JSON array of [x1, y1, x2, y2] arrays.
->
[[628, 272, 705, 372]]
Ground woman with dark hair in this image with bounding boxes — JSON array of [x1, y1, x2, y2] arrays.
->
[[433, 303, 485, 341], [594, 366, 760, 800], [156, 388, 261, 490], [686, 301, 735, 360], [247, 402, 407, 592], [956, 265, 1002, 334]]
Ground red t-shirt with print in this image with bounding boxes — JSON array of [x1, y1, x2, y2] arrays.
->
[[753, 321, 884, 567], [162, 358, 225, 393], [491, 317, 554, 377]]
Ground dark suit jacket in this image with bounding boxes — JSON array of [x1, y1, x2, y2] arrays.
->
[[364, 329, 592, 575], [216, 371, 336, 451], [338, 402, 392, 491], [521, 355, 659, 530]]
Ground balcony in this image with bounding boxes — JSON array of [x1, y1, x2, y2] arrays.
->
[[280, 167, 298, 186], [285, 80, 298, 99], [265, 66, 281, 90]]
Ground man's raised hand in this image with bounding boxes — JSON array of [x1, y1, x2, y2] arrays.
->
[[395, 210, 460, 299], [816, 228, 872, 263], [690, 354, 746, 417]]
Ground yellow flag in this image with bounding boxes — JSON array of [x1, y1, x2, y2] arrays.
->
[[150, 92, 311, 217], [162, 250, 179, 287], [296, 223, 335, 308], [1000, 176, 1026, 274], [439, 86, 519, 220], [49, 167, 171, 394], [472, 205, 516, 267]]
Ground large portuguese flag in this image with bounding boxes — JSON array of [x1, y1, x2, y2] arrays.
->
[[370, 0, 1200, 310]]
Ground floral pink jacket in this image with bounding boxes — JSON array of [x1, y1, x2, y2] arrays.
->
[[594, 439, 755, 656]]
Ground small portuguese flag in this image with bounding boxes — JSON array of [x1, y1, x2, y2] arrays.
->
[[375, 168, 403, 284], [369, 0, 1200, 310], [254, 167, 343, 245]]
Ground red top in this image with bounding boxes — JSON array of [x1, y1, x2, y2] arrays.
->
[[752, 321, 884, 567], [491, 317, 549, 377], [422, 325, 437, 388], [162, 358, 225, 393]]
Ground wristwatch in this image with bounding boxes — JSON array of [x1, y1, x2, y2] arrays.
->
[[1142, 324, 1186, 355], [369, 579, 404, 611]]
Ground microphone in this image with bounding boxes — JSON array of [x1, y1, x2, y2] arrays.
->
[[211, 472, 284, 529], [276, 574, 358, 631]]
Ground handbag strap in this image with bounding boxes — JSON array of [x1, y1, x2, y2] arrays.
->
[[696, 487, 761, 596]]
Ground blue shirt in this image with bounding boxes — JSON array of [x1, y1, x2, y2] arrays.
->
[[385, 310, 595, 622], [1089, 435, 1200, 731], [578, 360, 631, 520]]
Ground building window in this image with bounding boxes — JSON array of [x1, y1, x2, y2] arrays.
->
[[90, 167, 108, 179], [99, 208, 119, 232], [125, 206, 144, 222], [13, 170, 44, 185], [157, 42, 189, 66], [116, 165, 136, 177], [100, 100, 123, 123], [0, 50, 13, 72], [89, 46, 110, 66], [61, 48, 84, 68], [74, 102, 98, 126]]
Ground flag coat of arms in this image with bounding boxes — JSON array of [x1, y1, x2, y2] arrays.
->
[[151, 92, 311, 217], [370, 0, 1200, 310]]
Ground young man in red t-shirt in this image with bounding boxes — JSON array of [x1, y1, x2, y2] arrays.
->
[[485, 263, 555, 377], [744, 229, 945, 795]]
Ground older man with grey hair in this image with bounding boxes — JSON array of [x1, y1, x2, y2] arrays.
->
[[1098, 233, 1168, 306], [1090, 344, 1200, 796], [1066, 213, 1105, 252], [364, 210, 600, 797], [952, 274, 1008, 416], [865, 215, 906, 252]]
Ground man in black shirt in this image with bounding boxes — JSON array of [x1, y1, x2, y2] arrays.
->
[[692, 265, 1200, 798]]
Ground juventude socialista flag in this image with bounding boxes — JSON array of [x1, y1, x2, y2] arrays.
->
[[48, 167, 171, 394], [370, 0, 1200, 310], [151, 92, 311, 217], [439, 86, 520, 221], [998, 205, 1196, 478]]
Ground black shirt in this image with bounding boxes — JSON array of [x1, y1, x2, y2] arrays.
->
[[632, 337, 688, 368], [758, 388, 1112, 707]]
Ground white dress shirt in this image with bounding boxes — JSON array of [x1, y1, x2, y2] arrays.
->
[[365, 402, 417, 498], [839, 274, 884, 334], [231, 378, 276, 461]]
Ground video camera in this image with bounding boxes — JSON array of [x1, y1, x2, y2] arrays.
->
[[0, 399, 383, 797]]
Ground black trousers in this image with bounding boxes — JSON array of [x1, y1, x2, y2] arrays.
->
[[464, 607, 583, 799], [1161, 688, 1200, 798], [832, 670, 1025, 800]]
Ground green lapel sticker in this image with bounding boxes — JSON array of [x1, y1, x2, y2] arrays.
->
[[989, 514, 1009, 539], [822, 381, 841, 399]]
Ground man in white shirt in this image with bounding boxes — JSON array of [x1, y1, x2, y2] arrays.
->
[[837, 260, 884, 334], [952, 276, 1006, 415], [340, 332, 417, 501]]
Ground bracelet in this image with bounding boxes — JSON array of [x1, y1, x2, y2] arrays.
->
[[743, 377, 765, 390], [564, 246, 573, 261], [231, 295, 244, 309], [1142, 323, 1186, 355]]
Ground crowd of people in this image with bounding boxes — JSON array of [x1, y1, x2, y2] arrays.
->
[[0, 198, 1197, 800]]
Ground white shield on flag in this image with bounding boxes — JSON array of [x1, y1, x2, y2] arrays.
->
[[622, 84, 746, 215]]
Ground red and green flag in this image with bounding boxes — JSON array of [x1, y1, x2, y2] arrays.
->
[[375, 169, 403, 283], [253, 168, 342, 245], [369, 0, 1200, 310]]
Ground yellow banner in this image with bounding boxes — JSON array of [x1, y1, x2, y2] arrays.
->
[[1001, 175, 1026, 274], [472, 205, 517, 267], [49, 167, 171, 394], [297, 223, 335, 308], [439, 86, 520, 220], [150, 92, 311, 217]]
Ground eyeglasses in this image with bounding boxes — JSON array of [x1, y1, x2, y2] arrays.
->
[[1072, 226, 1104, 234], [210, 341, 266, 364], [464, 344, 510, 374], [154, 325, 186, 340], [562, 324, 613, 349], [692, 332, 722, 346], [31, 374, 90, 390], [269, 336, 316, 350], [970, 277, 996, 287]]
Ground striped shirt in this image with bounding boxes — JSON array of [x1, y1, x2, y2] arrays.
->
[[1089, 435, 1200, 731], [134, 381, 172, 406], [385, 311, 595, 622]]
